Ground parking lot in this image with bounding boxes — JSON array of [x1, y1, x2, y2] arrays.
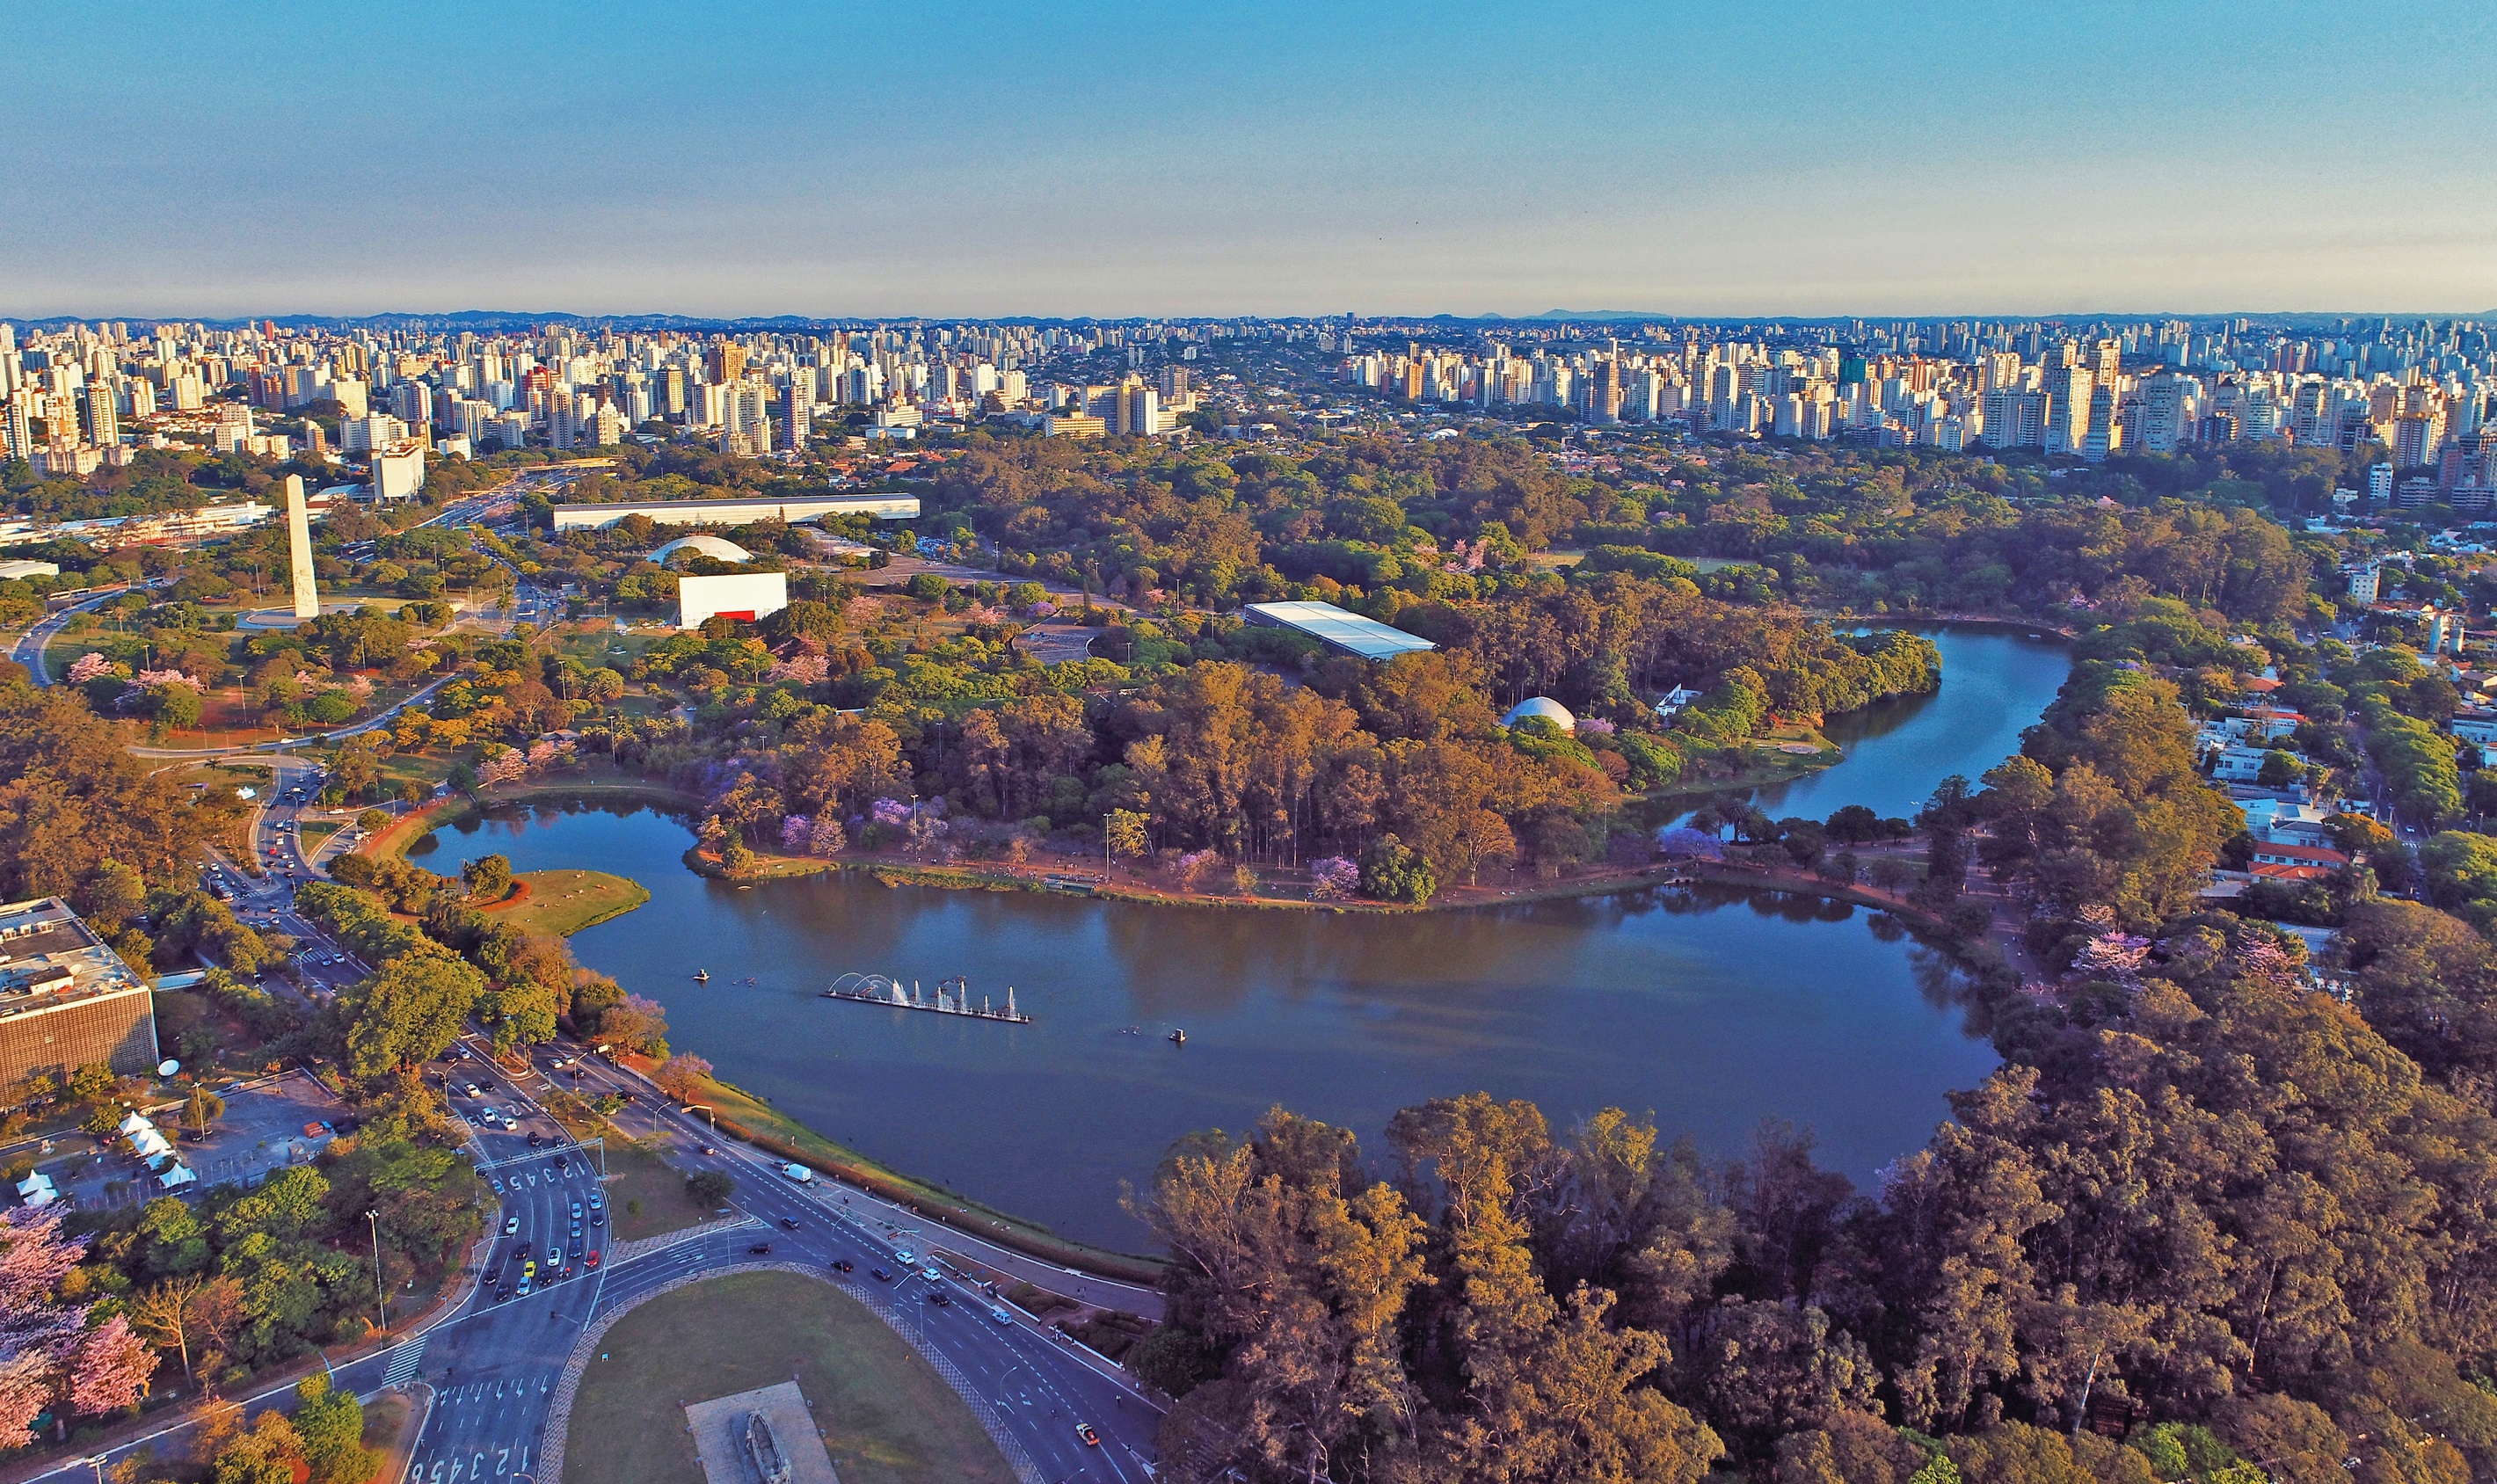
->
[[24, 1070, 347, 1211]]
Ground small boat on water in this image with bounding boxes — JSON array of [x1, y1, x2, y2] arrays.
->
[[692, 969, 710, 982], [1168, 1029, 1187, 1046]]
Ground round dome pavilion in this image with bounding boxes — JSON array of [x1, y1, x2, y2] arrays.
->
[[1499, 696, 1577, 731], [647, 534, 753, 564]]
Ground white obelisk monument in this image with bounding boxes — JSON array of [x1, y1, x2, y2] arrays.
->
[[283, 475, 319, 619]]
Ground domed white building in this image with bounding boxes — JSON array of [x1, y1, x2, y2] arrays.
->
[[1499, 696, 1577, 731], [647, 534, 753, 564]]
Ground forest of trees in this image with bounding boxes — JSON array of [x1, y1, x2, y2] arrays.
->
[[633, 595, 1936, 891], [0, 673, 491, 1454], [1127, 607, 2497, 1484]]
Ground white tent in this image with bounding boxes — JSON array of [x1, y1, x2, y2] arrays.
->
[[118, 1111, 154, 1137], [14, 1171, 56, 1207], [156, 1164, 196, 1189], [130, 1129, 172, 1160]]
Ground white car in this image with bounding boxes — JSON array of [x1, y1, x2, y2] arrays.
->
[[781, 1162, 813, 1183]]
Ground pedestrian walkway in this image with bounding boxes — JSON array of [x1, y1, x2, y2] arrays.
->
[[382, 1337, 426, 1389]]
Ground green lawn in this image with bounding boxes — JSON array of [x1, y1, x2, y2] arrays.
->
[[601, 1138, 714, 1243], [490, 869, 651, 936], [563, 1271, 1016, 1484]]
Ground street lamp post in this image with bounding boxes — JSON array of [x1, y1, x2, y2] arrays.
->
[[683, 1103, 715, 1134], [366, 1209, 387, 1331], [76, 1454, 108, 1484]]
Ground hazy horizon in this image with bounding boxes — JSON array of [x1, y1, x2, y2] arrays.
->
[[6, 3, 2491, 320]]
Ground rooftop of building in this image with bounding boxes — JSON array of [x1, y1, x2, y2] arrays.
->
[[1243, 600, 1438, 661], [1500, 696, 1578, 731], [0, 897, 149, 1021], [649, 534, 753, 564]]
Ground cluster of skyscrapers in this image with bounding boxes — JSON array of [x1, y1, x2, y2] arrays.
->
[[1339, 316, 2497, 499], [0, 316, 1263, 476]]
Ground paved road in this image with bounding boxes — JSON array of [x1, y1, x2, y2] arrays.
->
[[547, 1043, 1165, 1321], [24, 1036, 1162, 1484], [10, 583, 144, 683], [387, 1037, 1161, 1484]]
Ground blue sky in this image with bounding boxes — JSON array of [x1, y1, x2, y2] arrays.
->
[[5, 3, 2493, 319]]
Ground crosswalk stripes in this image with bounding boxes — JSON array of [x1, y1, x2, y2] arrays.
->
[[381, 1337, 426, 1389]]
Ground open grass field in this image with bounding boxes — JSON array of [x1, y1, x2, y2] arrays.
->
[[490, 868, 651, 936], [562, 1271, 1016, 1484], [601, 1138, 714, 1242]]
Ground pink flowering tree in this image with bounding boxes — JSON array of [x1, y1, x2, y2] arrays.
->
[[2233, 934, 2304, 989], [806, 814, 847, 856], [870, 797, 913, 828], [1168, 849, 1218, 891], [64, 652, 113, 684], [779, 814, 812, 850], [1308, 856, 1359, 901], [0, 1207, 154, 1444], [768, 653, 831, 685], [66, 1316, 153, 1417], [2069, 929, 2154, 987], [133, 668, 202, 690], [478, 747, 528, 786]]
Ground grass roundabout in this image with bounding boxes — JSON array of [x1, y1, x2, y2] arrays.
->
[[562, 1269, 1016, 1484]]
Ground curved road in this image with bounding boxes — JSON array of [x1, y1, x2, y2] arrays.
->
[[25, 1031, 1162, 1484]]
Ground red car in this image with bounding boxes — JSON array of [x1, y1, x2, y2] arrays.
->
[[585, 1250, 601, 1269]]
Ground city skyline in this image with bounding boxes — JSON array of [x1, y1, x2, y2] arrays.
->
[[4, 4, 2493, 319]]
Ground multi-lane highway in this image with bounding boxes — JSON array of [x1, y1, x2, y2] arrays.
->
[[375, 1035, 1162, 1484], [31, 1026, 1164, 1483]]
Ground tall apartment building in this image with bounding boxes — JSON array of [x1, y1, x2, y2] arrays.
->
[[2137, 374, 2188, 454], [2043, 366, 2093, 455], [82, 384, 119, 447]]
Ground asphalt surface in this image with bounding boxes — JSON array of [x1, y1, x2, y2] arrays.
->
[[11, 583, 146, 682], [373, 1037, 1162, 1484], [23, 1029, 1164, 1483]]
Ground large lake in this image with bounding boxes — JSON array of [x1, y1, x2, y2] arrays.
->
[[411, 626, 2069, 1249]]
